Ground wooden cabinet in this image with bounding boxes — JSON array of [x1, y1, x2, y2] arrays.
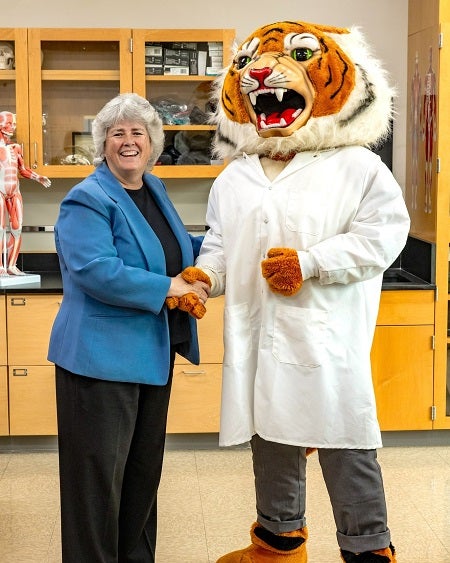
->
[[6, 293, 61, 435], [0, 27, 234, 180], [0, 288, 438, 435], [371, 290, 435, 430], [167, 295, 224, 433], [0, 291, 224, 436], [406, 1, 450, 428]]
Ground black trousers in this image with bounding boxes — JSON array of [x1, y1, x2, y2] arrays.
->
[[55, 359, 174, 563]]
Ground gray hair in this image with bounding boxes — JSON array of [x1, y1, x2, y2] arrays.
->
[[92, 93, 165, 169]]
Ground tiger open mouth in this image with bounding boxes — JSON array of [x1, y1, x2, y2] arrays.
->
[[249, 88, 306, 130]]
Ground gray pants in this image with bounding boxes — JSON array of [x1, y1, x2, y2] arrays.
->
[[251, 434, 391, 553]]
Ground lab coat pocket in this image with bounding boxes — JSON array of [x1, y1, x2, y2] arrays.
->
[[273, 305, 328, 367], [223, 302, 252, 367], [285, 188, 326, 240]]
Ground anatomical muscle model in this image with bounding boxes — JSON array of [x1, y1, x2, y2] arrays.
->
[[0, 111, 51, 276]]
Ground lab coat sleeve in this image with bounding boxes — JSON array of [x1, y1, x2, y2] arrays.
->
[[298, 160, 410, 284], [195, 186, 226, 297]]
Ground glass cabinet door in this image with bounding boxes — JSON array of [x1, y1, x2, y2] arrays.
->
[[0, 29, 29, 154], [27, 28, 133, 178]]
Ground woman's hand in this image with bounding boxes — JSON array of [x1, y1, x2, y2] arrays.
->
[[166, 267, 211, 319]]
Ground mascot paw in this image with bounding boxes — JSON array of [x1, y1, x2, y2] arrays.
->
[[261, 248, 303, 296], [179, 266, 211, 286], [178, 293, 207, 320], [165, 267, 211, 319], [165, 296, 179, 310]]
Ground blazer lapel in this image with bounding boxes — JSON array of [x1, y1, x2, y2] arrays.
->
[[94, 163, 166, 271], [144, 172, 193, 269]]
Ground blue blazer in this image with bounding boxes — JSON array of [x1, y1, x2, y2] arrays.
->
[[48, 162, 202, 385]]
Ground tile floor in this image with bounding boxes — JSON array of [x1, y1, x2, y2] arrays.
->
[[0, 441, 450, 562]]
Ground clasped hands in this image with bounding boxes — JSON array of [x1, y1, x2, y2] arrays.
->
[[165, 267, 211, 319], [167, 247, 302, 319]]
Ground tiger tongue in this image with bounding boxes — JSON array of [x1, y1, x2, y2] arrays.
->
[[259, 108, 298, 129]]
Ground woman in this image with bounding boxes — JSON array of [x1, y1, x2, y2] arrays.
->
[[48, 93, 210, 562]]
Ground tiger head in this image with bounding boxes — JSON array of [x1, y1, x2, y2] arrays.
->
[[211, 20, 395, 159]]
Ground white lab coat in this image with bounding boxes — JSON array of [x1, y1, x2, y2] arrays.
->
[[196, 146, 410, 448]]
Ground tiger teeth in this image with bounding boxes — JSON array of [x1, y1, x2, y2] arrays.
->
[[275, 88, 285, 102], [248, 88, 286, 107]]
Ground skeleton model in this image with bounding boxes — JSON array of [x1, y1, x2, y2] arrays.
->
[[0, 43, 14, 70], [0, 111, 51, 276]]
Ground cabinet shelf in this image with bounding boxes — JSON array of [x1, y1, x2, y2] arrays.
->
[[155, 164, 225, 178], [0, 70, 15, 80], [41, 69, 120, 80], [44, 163, 226, 179], [146, 75, 216, 83]]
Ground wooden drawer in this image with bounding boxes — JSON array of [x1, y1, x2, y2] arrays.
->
[[167, 363, 221, 433], [376, 290, 434, 325], [7, 294, 61, 365], [8, 365, 57, 435]]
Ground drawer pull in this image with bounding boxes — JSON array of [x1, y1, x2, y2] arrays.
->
[[10, 297, 26, 306], [13, 368, 28, 376], [181, 369, 206, 376]]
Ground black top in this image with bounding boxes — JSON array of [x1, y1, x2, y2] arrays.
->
[[126, 185, 190, 347]]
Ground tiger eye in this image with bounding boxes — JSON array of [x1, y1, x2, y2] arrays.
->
[[291, 48, 313, 62], [236, 55, 252, 69]]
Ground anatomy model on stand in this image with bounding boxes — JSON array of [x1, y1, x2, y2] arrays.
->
[[0, 111, 51, 277]]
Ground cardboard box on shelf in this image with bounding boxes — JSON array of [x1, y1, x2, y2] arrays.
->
[[163, 66, 189, 76], [164, 48, 190, 66], [145, 64, 164, 75], [145, 44, 163, 57]]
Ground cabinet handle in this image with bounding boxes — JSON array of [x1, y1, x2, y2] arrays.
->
[[10, 297, 26, 306], [32, 141, 38, 169], [13, 368, 28, 376], [181, 369, 206, 376]]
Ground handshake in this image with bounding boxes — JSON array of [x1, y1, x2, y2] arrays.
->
[[168, 247, 303, 320], [165, 267, 211, 320]]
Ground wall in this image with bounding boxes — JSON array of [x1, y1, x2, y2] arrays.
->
[[4, 0, 409, 252]]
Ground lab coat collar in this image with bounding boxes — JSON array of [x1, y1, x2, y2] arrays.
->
[[243, 148, 338, 182]]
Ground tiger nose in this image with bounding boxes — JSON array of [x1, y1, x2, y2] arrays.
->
[[249, 67, 272, 87]]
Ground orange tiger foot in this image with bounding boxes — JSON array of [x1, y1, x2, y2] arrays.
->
[[216, 523, 308, 562], [341, 543, 396, 562]]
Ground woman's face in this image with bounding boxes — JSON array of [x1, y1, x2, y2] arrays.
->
[[104, 120, 152, 183]]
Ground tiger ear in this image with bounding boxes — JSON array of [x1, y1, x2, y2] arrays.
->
[[307, 22, 351, 35]]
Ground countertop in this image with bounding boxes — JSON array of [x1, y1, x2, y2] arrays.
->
[[0, 267, 435, 294], [0, 250, 436, 293]]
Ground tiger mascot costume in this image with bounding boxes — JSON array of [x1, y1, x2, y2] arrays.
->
[[194, 19, 410, 562]]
